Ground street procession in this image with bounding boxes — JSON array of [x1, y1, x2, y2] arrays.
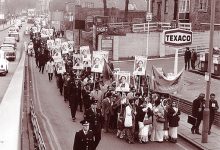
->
[[26, 14, 197, 150], [1, 0, 220, 150]]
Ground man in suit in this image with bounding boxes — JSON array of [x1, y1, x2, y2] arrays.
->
[[84, 100, 103, 149], [191, 93, 205, 134], [209, 93, 219, 134], [73, 120, 95, 150], [102, 93, 113, 133]]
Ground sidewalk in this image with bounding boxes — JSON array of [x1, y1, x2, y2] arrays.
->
[[178, 113, 220, 150]]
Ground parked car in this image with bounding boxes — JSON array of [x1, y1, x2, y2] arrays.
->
[[8, 31, 20, 42], [24, 27, 30, 35], [8, 25, 19, 33], [0, 50, 9, 76], [3, 37, 17, 49], [0, 46, 16, 61]]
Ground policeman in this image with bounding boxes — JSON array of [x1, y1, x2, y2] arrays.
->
[[84, 100, 103, 149], [73, 120, 95, 150]]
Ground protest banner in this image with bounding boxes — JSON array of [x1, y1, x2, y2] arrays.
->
[[73, 54, 84, 70], [91, 53, 104, 73], [115, 71, 130, 92], [133, 56, 147, 76]]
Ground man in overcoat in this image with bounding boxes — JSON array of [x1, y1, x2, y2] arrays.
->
[[191, 93, 205, 134]]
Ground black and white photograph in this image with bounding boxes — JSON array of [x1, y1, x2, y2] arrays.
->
[[0, 0, 220, 150]]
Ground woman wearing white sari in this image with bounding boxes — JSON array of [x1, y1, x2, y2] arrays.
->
[[151, 99, 165, 143], [138, 104, 153, 143]]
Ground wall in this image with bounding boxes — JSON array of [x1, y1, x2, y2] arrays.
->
[[100, 31, 220, 60]]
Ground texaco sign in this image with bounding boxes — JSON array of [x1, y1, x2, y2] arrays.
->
[[164, 29, 192, 46]]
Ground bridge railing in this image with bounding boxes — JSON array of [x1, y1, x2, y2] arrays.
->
[[0, 50, 25, 150]]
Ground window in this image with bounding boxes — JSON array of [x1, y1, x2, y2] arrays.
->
[[199, 0, 208, 12], [85, 2, 94, 8], [179, 0, 190, 13], [164, 0, 168, 13]]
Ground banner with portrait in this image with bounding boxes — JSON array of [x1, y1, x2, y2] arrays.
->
[[48, 29, 54, 37], [67, 41, 74, 52], [31, 26, 38, 33], [133, 56, 147, 76], [47, 40, 54, 49], [41, 28, 49, 38], [91, 53, 104, 73], [55, 59, 66, 74], [115, 71, 130, 92], [82, 54, 92, 68], [73, 54, 83, 70], [52, 52, 62, 62], [61, 42, 69, 54], [54, 38, 62, 48]]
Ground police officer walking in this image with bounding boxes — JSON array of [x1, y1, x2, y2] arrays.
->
[[84, 100, 103, 149], [73, 120, 95, 150]]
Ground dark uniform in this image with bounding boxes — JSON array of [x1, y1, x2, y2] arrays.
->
[[73, 120, 95, 150], [84, 106, 103, 149]]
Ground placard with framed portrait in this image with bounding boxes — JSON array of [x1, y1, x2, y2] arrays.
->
[[133, 56, 147, 76]]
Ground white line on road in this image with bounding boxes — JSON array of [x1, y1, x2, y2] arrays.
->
[[31, 58, 62, 150]]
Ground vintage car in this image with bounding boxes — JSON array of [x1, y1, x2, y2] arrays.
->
[[3, 37, 17, 49], [8, 31, 20, 42], [0, 50, 9, 76], [0, 45, 16, 61], [8, 25, 19, 33]]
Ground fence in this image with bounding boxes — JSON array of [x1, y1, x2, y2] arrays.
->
[[178, 45, 208, 55], [132, 22, 192, 33], [107, 22, 131, 28], [28, 56, 46, 150]]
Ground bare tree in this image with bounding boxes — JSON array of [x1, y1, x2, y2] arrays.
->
[[124, 0, 129, 22]]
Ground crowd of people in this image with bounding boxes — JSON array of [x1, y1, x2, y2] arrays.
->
[[28, 26, 219, 150]]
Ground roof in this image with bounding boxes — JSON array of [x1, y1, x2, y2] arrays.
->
[[50, 0, 147, 11]]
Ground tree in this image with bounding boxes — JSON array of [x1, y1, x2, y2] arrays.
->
[[103, 0, 107, 16], [124, 0, 129, 22]]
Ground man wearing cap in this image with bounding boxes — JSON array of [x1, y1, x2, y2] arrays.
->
[[73, 120, 95, 150], [84, 100, 103, 149]]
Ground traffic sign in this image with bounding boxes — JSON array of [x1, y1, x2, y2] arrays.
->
[[146, 13, 152, 22], [97, 26, 108, 32]]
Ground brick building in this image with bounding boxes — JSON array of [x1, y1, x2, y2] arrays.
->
[[150, 0, 220, 30]]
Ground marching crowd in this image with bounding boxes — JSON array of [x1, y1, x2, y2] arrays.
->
[[28, 27, 219, 150]]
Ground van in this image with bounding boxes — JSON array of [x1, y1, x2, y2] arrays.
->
[[0, 46, 16, 61], [8, 32, 20, 42], [0, 51, 9, 76]]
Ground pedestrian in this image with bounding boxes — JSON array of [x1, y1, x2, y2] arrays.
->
[[90, 83, 103, 109], [63, 73, 71, 102], [209, 93, 219, 135], [124, 99, 135, 144], [69, 79, 82, 121], [184, 47, 191, 70], [73, 119, 95, 150], [191, 49, 197, 70], [167, 101, 181, 143], [38, 51, 47, 74], [57, 73, 64, 95], [138, 103, 153, 144], [102, 92, 113, 133], [191, 93, 205, 135], [84, 99, 103, 149], [82, 84, 92, 111], [151, 99, 165, 143], [46, 58, 55, 81]]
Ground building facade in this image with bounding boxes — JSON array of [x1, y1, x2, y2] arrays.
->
[[151, 0, 220, 30]]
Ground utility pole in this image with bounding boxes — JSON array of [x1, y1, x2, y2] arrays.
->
[[202, 0, 215, 143]]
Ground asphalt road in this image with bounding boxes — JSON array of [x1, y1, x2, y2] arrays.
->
[[29, 56, 200, 150], [0, 21, 28, 103]]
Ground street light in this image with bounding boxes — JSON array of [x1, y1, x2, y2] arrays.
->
[[202, 0, 216, 143], [145, 0, 152, 57]]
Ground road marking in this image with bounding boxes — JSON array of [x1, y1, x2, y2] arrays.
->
[[176, 142, 190, 150], [31, 58, 62, 150]]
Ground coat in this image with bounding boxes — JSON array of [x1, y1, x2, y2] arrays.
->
[[73, 130, 95, 150], [184, 50, 191, 62], [167, 107, 181, 127], [84, 108, 103, 135], [102, 97, 112, 120], [192, 97, 205, 119]]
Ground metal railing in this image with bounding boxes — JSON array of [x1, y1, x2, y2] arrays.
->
[[178, 23, 192, 31], [107, 22, 131, 28], [132, 22, 192, 32]]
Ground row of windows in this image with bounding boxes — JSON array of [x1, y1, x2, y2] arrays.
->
[[164, 0, 208, 13]]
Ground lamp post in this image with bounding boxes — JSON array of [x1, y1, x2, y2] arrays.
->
[[146, 0, 152, 57], [202, 0, 215, 143]]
